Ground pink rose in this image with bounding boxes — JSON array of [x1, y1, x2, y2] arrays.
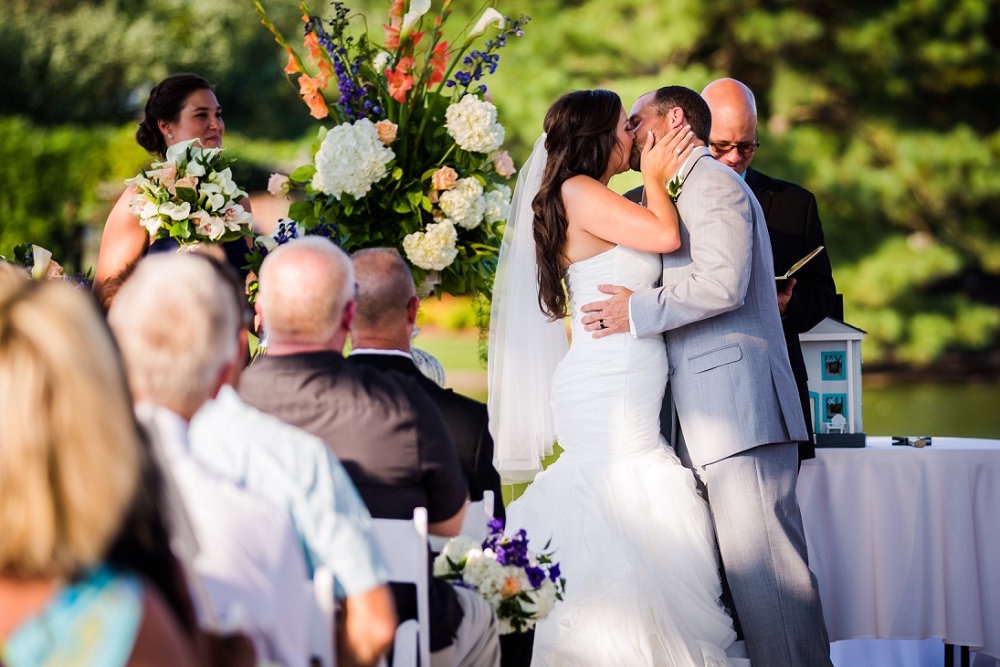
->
[[493, 151, 516, 178], [268, 173, 291, 197], [428, 190, 439, 203], [171, 175, 199, 194], [155, 163, 178, 190], [374, 119, 398, 145], [431, 166, 459, 191]]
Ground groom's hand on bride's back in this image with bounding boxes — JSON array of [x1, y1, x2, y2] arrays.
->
[[581, 285, 633, 338]]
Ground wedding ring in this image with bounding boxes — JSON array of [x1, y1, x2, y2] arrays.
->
[[599, 319, 607, 329], [675, 148, 682, 154]]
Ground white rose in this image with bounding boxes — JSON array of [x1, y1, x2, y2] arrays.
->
[[439, 177, 486, 229], [402, 219, 459, 271], [445, 95, 505, 153]]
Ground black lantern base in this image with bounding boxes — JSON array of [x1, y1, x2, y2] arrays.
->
[[499, 629, 535, 667]]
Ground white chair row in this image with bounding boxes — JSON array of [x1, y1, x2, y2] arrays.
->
[[374, 491, 497, 667]]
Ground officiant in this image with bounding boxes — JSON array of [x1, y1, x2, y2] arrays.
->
[[701, 78, 837, 462]]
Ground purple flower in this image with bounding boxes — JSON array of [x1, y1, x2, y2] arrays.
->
[[525, 566, 546, 589], [548, 563, 560, 582]]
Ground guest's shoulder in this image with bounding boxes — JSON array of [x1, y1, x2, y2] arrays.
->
[[746, 168, 815, 201]]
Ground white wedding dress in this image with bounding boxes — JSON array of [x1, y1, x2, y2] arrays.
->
[[505, 245, 742, 667]]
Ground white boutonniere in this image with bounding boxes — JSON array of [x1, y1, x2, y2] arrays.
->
[[667, 174, 684, 204]]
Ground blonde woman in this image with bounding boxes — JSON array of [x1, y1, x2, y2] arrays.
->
[[0, 277, 199, 667]]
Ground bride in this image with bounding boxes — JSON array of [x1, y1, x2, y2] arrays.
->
[[489, 89, 744, 666]]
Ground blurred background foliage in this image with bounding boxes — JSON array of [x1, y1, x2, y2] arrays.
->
[[0, 0, 998, 369]]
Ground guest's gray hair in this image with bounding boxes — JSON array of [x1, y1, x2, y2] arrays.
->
[[258, 236, 355, 344], [108, 253, 240, 416], [351, 247, 415, 327]]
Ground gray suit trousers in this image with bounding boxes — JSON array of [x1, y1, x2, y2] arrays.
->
[[674, 423, 833, 667]]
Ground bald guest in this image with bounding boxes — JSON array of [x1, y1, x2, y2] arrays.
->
[[347, 248, 505, 522], [701, 78, 837, 463]]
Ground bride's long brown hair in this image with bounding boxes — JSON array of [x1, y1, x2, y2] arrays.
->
[[532, 89, 625, 320]]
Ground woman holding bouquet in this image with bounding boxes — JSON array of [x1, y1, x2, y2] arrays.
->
[[93, 73, 252, 308]]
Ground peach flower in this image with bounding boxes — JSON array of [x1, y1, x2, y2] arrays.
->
[[431, 166, 459, 191], [155, 162, 178, 190], [493, 151, 516, 178], [172, 175, 200, 194], [284, 48, 301, 74], [375, 119, 398, 145], [429, 41, 450, 85], [500, 576, 522, 599]]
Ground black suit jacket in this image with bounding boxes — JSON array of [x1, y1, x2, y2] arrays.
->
[[745, 168, 837, 459], [348, 351, 505, 523]]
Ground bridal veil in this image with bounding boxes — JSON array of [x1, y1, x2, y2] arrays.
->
[[488, 134, 568, 484]]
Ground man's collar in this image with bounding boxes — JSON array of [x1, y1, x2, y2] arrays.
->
[[349, 347, 413, 360], [135, 401, 189, 455], [674, 145, 712, 182]]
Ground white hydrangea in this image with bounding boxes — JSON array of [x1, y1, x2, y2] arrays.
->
[[402, 218, 459, 271], [482, 184, 511, 224], [439, 177, 486, 229], [312, 118, 395, 200], [433, 536, 482, 577], [445, 95, 505, 154]]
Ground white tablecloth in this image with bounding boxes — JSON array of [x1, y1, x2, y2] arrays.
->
[[797, 437, 1000, 659]]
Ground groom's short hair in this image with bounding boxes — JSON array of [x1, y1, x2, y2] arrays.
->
[[650, 86, 712, 145]]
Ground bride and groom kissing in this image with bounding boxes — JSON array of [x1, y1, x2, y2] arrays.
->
[[488, 85, 833, 666]]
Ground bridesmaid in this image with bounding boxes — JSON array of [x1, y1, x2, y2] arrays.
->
[[93, 73, 251, 308]]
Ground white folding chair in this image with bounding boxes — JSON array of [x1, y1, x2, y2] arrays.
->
[[371, 508, 431, 667], [428, 490, 495, 553], [307, 566, 336, 667]]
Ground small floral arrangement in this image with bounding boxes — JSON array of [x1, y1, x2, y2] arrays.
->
[[434, 519, 564, 634], [254, 0, 527, 298], [4, 244, 92, 288], [242, 218, 339, 302], [126, 139, 253, 245]]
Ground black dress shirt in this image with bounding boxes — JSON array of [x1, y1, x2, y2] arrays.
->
[[348, 350, 505, 523], [239, 351, 467, 650]]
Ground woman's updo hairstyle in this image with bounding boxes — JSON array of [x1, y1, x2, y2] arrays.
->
[[532, 89, 624, 320], [136, 73, 215, 157]]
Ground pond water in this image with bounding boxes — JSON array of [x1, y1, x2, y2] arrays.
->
[[862, 381, 1000, 439]]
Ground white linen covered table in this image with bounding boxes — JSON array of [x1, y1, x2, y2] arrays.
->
[[796, 437, 1000, 660]]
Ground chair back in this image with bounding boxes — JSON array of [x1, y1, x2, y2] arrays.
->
[[307, 566, 336, 667], [371, 508, 431, 667]]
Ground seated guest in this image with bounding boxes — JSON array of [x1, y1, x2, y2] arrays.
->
[[241, 237, 500, 667], [108, 253, 311, 667], [348, 248, 505, 522], [0, 276, 198, 667], [189, 257, 397, 667]]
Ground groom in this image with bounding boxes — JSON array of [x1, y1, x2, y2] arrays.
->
[[581, 86, 833, 667]]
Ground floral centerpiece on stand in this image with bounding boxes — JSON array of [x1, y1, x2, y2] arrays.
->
[[434, 519, 565, 635], [3, 244, 92, 288], [126, 139, 254, 246], [252, 0, 527, 298]]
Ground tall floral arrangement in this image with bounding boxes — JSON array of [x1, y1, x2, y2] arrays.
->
[[254, 0, 527, 297]]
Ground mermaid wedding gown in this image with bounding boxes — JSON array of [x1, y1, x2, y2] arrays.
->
[[505, 245, 743, 667]]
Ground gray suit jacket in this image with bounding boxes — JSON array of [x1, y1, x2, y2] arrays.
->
[[629, 147, 807, 466]]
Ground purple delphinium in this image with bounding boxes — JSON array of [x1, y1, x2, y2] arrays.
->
[[447, 15, 530, 92]]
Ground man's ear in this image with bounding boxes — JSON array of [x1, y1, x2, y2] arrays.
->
[[342, 300, 357, 332], [668, 107, 686, 130], [406, 295, 420, 326]]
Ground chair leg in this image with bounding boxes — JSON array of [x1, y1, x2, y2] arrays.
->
[[946, 643, 955, 667], [961, 645, 970, 667]]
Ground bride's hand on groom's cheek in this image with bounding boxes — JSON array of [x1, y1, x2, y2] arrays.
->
[[581, 285, 633, 338]]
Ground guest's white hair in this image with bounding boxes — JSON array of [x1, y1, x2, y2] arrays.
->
[[258, 236, 355, 344], [108, 253, 239, 416]]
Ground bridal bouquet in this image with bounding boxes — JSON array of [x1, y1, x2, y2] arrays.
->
[[254, 0, 527, 297], [434, 519, 565, 634], [4, 244, 92, 288], [126, 139, 253, 245]]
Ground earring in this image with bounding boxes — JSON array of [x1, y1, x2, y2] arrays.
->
[[168, 133, 173, 139]]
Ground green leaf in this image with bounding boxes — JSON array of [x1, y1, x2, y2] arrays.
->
[[174, 187, 197, 204], [290, 165, 317, 183], [288, 200, 314, 222]]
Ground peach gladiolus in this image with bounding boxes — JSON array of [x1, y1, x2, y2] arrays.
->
[[284, 48, 301, 74], [383, 18, 401, 48], [429, 41, 450, 85], [389, 0, 404, 20], [317, 59, 334, 88], [305, 93, 328, 119], [304, 32, 324, 64], [386, 69, 414, 103]]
